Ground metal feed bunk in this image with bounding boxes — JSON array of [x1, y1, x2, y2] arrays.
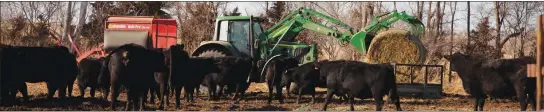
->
[[393, 64, 444, 99]]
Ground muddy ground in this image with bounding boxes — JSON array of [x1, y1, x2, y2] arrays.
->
[[0, 82, 527, 111]]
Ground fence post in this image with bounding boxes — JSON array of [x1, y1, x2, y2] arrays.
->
[[536, 15, 543, 111]]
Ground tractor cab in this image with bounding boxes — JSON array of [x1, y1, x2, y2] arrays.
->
[[192, 16, 266, 58], [213, 16, 265, 58]]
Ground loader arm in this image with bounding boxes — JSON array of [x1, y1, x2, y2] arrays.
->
[[263, 8, 357, 48], [262, 7, 425, 55], [364, 10, 425, 36]]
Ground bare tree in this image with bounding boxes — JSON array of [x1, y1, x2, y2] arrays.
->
[[362, 2, 374, 29], [416, 2, 424, 20], [449, 1, 457, 82], [61, 1, 72, 48], [72, 2, 88, 51], [466, 1, 471, 52], [493, 2, 522, 58]]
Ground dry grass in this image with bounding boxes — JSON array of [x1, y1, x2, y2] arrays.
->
[[0, 81, 523, 111]]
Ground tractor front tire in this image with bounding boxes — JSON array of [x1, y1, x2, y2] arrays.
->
[[197, 50, 227, 58]]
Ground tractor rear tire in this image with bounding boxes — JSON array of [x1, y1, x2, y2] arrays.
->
[[197, 50, 227, 58]]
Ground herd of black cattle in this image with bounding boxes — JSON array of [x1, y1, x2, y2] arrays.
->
[[0, 43, 539, 111]]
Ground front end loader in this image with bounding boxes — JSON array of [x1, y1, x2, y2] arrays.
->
[[191, 7, 426, 83]]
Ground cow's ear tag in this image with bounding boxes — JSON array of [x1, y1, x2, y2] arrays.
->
[[123, 51, 129, 57], [314, 66, 319, 70]]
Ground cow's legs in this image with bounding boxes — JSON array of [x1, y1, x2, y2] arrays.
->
[[348, 94, 354, 111], [125, 89, 133, 111], [139, 90, 146, 111], [516, 90, 528, 110], [90, 87, 96, 98], [267, 82, 274, 104], [174, 87, 182, 109], [275, 83, 284, 104], [184, 86, 195, 103], [78, 84, 86, 98], [165, 84, 170, 106], [46, 83, 56, 99], [217, 85, 225, 101], [232, 84, 241, 101], [149, 87, 156, 104], [58, 84, 67, 99], [67, 83, 74, 97], [296, 87, 303, 104], [195, 85, 200, 99], [20, 83, 29, 102], [102, 86, 110, 100], [478, 96, 486, 111], [111, 84, 120, 110], [285, 82, 291, 98], [322, 89, 334, 111], [209, 84, 217, 101], [529, 91, 537, 111], [311, 89, 316, 104], [159, 82, 166, 110], [473, 97, 479, 111], [373, 93, 384, 111], [389, 83, 402, 111]]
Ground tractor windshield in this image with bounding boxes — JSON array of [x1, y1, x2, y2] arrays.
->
[[252, 22, 264, 39]]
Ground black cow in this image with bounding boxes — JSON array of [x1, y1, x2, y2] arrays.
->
[[77, 58, 104, 98], [199, 57, 253, 101], [321, 61, 401, 111], [444, 52, 536, 111], [285, 60, 350, 104], [263, 57, 298, 104], [168, 45, 221, 108], [0, 45, 78, 103], [98, 43, 165, 111], [147, 48, 170, 110], [281, 61, 320, 104]]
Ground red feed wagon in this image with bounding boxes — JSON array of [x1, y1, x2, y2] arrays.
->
[[76, 16, 178, 62]]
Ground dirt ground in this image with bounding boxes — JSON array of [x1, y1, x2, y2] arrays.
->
[[0, 82, 526, 111]]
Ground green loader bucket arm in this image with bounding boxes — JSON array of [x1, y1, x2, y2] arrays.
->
[[262, 7, 359, 56], [363, 10, 425, 36], [261, 7, 425, 56]]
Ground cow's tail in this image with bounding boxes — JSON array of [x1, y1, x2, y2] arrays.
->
[[387, 64, 402, 111], [97, 56, 111, 88]]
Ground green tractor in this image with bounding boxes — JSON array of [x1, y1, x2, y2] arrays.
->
[[191, 7, 425, 82]]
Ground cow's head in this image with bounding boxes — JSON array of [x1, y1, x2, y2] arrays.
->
[[279, 57, 299, 71], [443, 52, 481, 72]]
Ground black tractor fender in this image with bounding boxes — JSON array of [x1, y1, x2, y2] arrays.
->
[[191, 41, 241, 57]]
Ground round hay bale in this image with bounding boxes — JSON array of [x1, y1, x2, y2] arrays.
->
[[363, 29, 427, 64]]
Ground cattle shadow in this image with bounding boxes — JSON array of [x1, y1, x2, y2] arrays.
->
[[1, 93, 126, 110], [19, 94, 111, 107], [245, 105, 289, 111]]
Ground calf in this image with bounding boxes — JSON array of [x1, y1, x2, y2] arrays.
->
[[285, 60, 349, 103], [321, 61, 401, 111], [200, 57, 253, 101], [281, 61, 319, 104], [264, 57, 299, 104], [98, 43, 165, 111], [444, 52, 536, 111], [77, 58, 104, 98], [148, 48, 169, 110], [168, 45, 221, 108]]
